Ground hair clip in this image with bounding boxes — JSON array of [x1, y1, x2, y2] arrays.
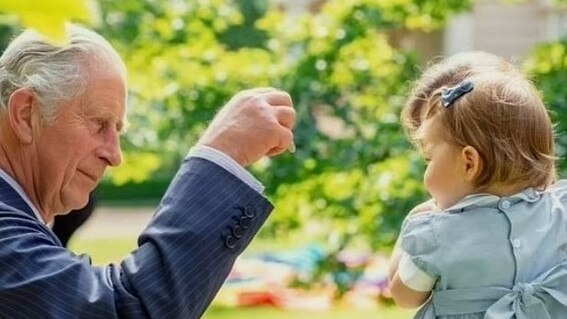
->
[[441, 80, 474, 108]]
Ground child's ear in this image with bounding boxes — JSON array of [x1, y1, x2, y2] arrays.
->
[[461, 145, 481, 182]]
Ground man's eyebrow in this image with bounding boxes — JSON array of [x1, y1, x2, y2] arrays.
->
[[83, 108, 112, 118]]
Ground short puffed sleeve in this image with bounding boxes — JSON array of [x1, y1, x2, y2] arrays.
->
[[397, 214, 440, 292]]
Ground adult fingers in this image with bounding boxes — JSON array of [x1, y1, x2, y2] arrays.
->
[[267, 127, 295, 156], [266, 146, 286, 157], [273, 105, 296, 130], [234, 87, 278, 104], [246, 87, 278, 95], [279, 124, 295, 153], [262, 90, 293, 107]]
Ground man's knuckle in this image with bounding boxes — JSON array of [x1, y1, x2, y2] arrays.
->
[[250, 96, 266, 106]]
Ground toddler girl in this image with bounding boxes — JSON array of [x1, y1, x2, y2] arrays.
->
[[388, 54, 567, 318]]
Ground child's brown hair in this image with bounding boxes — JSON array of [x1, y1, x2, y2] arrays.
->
[[404, 67, 555, 190], [403, 51, 521, 136]]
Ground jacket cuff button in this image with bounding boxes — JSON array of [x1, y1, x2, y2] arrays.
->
[[243, 205, 256, 218], [225, 235, 237, 249], [232, 225, 243, 238], [239, 216, 251, 229]]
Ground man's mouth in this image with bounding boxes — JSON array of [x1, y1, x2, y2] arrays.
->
[[77, 170, 99, 183]]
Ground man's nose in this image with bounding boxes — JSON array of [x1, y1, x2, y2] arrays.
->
[[100, 130, 122, 167]]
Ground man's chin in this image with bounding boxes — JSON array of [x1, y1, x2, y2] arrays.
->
[[61, 193, 91, 214]]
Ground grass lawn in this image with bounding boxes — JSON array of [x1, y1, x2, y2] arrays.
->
[[69, 237, 138, 264], [203, 305, 414, 319], [69, 237, 414, 319]]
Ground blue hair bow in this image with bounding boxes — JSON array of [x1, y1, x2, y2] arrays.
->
[[441, 80, 474, 108]]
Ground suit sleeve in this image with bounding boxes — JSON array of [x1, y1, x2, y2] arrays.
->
[[0, 157, 273, 318]]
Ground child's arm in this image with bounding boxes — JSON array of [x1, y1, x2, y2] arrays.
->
[[388, 198, 437, 282], [388, 250, 432, 307], [388, 239, 433, 308], [388, 239, 402, 283], [388, 201, 438, 308]]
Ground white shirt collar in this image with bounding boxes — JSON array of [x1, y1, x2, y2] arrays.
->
[[0, 168, 45, 224]]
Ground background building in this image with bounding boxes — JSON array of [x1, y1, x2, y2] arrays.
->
[[274, 0, 567, 61], [446, 0, 567, 59]]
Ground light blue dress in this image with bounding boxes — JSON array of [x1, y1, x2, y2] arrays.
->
[[400, 181, 567, 319]]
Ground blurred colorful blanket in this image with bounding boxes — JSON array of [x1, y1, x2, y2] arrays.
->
[[213, 245, 391, 310]]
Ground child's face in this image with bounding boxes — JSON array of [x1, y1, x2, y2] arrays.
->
[[418, 117, 475, 209]]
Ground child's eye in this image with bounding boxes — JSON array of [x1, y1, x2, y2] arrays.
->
[[424, 157, 431, 164]]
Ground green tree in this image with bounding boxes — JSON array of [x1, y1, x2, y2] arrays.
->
[[96, 0, 281, 186], [94, 0, 475, 249], [524, 40, 567, 174], [255, 0, 472, 248], [1, 0, 475, 250], [522, 0, 567, 176]]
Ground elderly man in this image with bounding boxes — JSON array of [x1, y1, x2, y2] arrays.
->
[[0, 25, 295, 318]]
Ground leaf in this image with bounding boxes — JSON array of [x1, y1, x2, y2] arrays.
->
[[0, 0, 94, 45]]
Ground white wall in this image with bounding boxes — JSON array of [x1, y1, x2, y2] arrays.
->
[[445, 0, 567, 60]]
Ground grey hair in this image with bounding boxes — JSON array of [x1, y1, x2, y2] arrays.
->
[[0, 24, 126, 121]]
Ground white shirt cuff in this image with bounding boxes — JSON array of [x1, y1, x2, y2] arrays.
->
[[187, 145, 264, 194], [398, 249, 436, 292]]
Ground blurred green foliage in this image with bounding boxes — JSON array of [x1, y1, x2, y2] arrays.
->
[[0, 0, 493, 251], [253, 0, 474, 249], [90, 0, 475, 250], [2, 0, 567, 252], [524, 40, 567, 174], [95, 0, 282, 184]]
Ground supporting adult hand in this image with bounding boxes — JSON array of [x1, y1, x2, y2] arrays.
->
[[198, 87, 296, 167]]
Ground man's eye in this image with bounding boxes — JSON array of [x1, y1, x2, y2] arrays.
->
[[93, 119, 106, 132]]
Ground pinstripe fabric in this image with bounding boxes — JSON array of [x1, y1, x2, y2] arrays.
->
[[189, 145, 264, 193], [0, 157, 273, 318]]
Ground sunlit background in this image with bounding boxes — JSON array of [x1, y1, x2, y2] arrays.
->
[[1, 0, 566, 318]]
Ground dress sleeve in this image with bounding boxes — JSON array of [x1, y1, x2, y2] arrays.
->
[[397, 214, 439, 292]]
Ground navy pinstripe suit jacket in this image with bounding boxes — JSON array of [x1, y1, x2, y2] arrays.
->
[[0, 157, 273, 318]]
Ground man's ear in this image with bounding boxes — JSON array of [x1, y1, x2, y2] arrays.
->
[[461, 145, 481, 182], [7, 88, 37, 144]]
